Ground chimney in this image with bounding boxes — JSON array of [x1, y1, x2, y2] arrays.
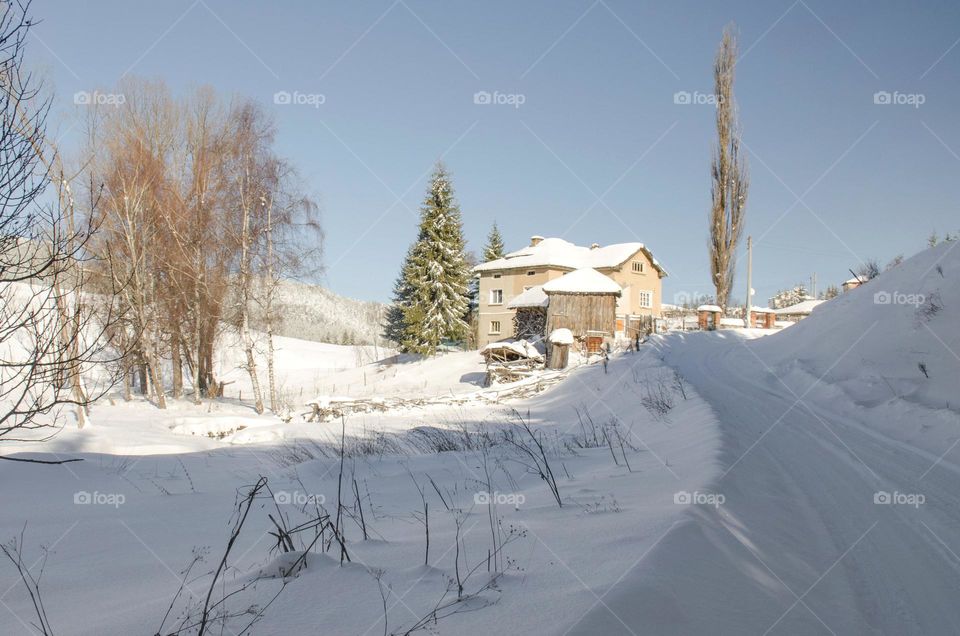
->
[[530, 235, 544, 247], [590, 242, 600, 250]]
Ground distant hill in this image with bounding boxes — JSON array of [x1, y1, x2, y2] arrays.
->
[[248, 279, 387, 346]]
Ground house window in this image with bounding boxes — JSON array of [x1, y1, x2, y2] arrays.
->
[[632, 261, 645, 274], [638, 290, 653, 308], [493, 273, 501, 279], [489, 320, 501, 335], [489, 289, 503, 305], [527, 270, 536, 276]]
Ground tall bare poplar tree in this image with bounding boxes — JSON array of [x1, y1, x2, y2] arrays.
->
[[709, 24, 748, 310]]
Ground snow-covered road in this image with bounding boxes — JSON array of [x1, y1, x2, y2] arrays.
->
[[571, 331, 960, 635]]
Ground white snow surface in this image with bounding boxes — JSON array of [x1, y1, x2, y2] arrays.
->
[[4, 243, 960, 634], [549, 328, 574, 345], [772, 298, 827, 315], [474, 237, 666, 276], [506, 285, 548, 308], [542, 267, 622, 294], [570, 243, 960, 634], [0, 343, 721, 635]]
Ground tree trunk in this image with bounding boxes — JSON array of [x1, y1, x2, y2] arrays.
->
[[171, 327, 183, 399], [143, 331, 166, 409], [238, 177, 264, 415], [265, 198, 278, 413], [137, 359, 148, 396]]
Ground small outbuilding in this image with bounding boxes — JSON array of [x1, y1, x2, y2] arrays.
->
[[543, 268, 621, 353], [746, 306, 777, 329], [697, 304, 723, 331], [506, 285, 548, 340], [547, 328, 573, 369], [842, 277, 863, 293], [774, 298, 826, 323]]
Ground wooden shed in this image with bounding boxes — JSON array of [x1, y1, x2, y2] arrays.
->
[[507, 285, 548, 340], [543, 268, 621, 351]]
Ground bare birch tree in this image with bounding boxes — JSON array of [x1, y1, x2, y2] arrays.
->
[[0, 0, 118, 440], [709, 24, 748, 311]]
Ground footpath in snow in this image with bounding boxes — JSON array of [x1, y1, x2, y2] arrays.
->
[[572, 242, 960, 635]]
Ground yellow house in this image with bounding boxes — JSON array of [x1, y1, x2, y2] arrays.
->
[[473, 236, 667, 347]]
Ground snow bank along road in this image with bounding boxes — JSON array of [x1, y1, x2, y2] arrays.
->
[[572, 331, 960, 635]]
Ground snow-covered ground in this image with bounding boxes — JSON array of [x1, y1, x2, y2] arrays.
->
[[572, 242, 960, 635], [3, 242, 959, 635], [0, 339, 721, 634]]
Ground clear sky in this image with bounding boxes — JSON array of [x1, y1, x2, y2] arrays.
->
[[29, 0, 960, 304]]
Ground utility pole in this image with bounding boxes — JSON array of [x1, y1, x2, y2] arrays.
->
[[811, 272, 817, 298], [745, 235, 753, 328]]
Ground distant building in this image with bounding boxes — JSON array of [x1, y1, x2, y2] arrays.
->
[[473, 236, 667, 347], [842, 277, 863, 293], [773, 298, 826, 323]]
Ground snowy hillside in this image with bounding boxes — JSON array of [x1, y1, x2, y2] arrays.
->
[[575, 244, 960, 635], [247, 278, 387, 345], [755, 242, 958, 410]]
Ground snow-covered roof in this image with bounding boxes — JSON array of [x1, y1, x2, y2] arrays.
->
[[474, 237, 667, 276], [843, 277, 863, 284], [749, 306, 775, 313], [697, 304, 722, 312], [542, 268, 622, 295], [507, 285, 548, 309], [773, 299, 826, 315], [481, 339, 544, 361]]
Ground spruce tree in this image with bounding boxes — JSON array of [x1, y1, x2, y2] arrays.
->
[[401, 163, 471, 355], [483, 221, 505, 262], [383, 243, 416, 346]]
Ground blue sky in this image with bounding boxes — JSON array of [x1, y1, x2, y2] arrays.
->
[[30, 0, 960, 304]]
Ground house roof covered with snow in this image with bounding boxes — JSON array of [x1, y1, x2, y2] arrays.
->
[[474, 237, 667, 276], [542, 268, 622, 295], [697, 304, 722, 312], [507, 285, 549, 309], [773, 299, 826, 316]]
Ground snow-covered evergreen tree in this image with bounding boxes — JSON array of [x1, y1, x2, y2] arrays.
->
[[483, 221, 505, 262], [769, 283, 810, 309], [399, 163, 471, 355], [383, 243, 415, 346], [821, 284, 840, 300]]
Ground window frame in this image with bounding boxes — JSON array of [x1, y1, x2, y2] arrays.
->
[[489, 289, 504, 305], [638, 290, 653, 309], [489, 320, 502, 335]]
